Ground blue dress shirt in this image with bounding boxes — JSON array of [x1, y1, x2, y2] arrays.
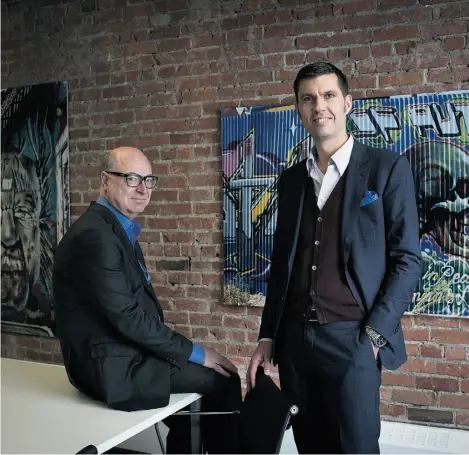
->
[[96, 196, 205, 365]]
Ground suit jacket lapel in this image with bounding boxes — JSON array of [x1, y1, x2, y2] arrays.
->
[[285, 161, 308, 273], [134, 241, 159, 301], [341, 142, 371, 265], [89, 203, 157, 299]]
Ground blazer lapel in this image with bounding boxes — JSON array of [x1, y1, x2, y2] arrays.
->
[[89, 203, 157, 298], [284, 161, 308, 274], [134, 241, 160, 300], [341, 142, 371, 265]]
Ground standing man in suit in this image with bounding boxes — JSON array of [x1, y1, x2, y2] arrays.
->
[[247, 62, 422, 454], [53, 146, 241, 454]]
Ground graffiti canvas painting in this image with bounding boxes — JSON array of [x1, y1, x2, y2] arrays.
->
[[1, 82, 70, 336], [222, 91, 468, 317]]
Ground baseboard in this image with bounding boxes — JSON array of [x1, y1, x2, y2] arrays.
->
[[380, 421, 469, 453]]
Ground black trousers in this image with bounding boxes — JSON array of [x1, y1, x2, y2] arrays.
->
[[278, 319, 382, 454], [163, 362, 242, 454]]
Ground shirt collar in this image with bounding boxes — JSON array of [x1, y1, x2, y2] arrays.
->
[[96, 196, 142, 245], [306, 135, 354, 176]]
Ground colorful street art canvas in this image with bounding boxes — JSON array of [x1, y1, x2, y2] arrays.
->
[[222, 91, 469, 317], [1, 82, 70, 336]]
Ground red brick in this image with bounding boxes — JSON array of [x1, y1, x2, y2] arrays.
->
[[379, 73, 422, 86], [392, 389, 437, 406], [125, 42, 158, 56], [413, 315, 460, 328], [443, 36, 466, 51], [421, 22, 468, 38], [421, 344, 443, 358], [380, 386, 393, 401], [416, 53, 449, 69], [264, 54, 285, 68], [440, 394, 469, 410], [455, 67, 469, 84], [394, 40, 417, 56], [223, 316, 260, 331], [159, 37, 190, 53], [343, 0, 376, 14], [461, 379, 469, 394], [373, 25, 420, 42], [178, 216, 215, 230], [380, 403, 406, 418], [436, 363, 467, 378], [401, 359, 437, 373], [431, 329, 469, 344], [451, 50, 469, 67], [379, 0, 417, 7], [306, 50, 328, 62], [327, 48, 348, 60], [202, 273, 222, 286], [264, 23, 301, 39], [227, 344, 255, 357], [415, 376, 460, 393], [297, 30, 372, 49], [405, 343, 419, 356], [146, 217, 178, 230], [445, 347, 467, 361], [382, 372, 415, 387], [349, 46, 370, 60], [439, 2, 469, 19], [194, 202, 221, 215], [403, 327, 430, 341], [164, 311, 189, 325], [259, 82, 292, 96], [285, 52, 306, 66], [211, 329, 246, 343], [375, 58, 401, 73], [456, 411, 469, 427]]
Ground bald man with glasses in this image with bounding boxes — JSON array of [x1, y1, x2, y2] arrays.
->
[[53, 147, 242, 454]]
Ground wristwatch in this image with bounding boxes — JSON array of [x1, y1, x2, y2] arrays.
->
[[365, 326, 387, 348]]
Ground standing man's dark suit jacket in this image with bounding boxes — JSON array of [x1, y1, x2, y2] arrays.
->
[[54, 203, 193, 411], [260, 141, 422, 370]]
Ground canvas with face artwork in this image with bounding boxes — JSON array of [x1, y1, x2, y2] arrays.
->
[[1, 82, 70, 337]]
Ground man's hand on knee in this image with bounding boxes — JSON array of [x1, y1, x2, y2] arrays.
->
[[203, 347, 238, 377]]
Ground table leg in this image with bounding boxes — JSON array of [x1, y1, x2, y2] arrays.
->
[[190, 398, 202, 454]]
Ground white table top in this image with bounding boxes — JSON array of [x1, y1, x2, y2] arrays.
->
[[1, 357, 201, 454]]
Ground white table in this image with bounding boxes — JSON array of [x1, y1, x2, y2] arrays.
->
[[1, 358, 202, 454]]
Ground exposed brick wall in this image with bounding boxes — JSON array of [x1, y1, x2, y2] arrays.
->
[[1, 0, 468, 429]]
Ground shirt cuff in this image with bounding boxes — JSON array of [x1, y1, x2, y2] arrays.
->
[[258, 338, 273, 343], [188, 343, 205, 365]]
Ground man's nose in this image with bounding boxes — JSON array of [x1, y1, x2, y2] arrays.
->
[[314, 98, 326, 112], [136, 181, 147, 193], [1, 211, 19, 247]]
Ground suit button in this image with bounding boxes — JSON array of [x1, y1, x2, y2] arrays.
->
[[315, 240, 320, 245], [312, 265, 317, 271], [317, 217, 323, 222]]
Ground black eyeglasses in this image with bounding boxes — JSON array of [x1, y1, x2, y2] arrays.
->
[[105, 171, 158, 189]]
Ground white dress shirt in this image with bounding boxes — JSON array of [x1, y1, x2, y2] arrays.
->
[[306, 135, 354, 209]]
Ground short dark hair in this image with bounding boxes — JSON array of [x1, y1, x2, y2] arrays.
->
[[293, 61, 349, 101]]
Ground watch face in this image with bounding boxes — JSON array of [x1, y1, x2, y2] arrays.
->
[[376, 336, 386, 347]]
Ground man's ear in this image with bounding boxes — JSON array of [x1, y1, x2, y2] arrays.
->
[[101, 171, 108, 187], [344, 94, 353, 115]]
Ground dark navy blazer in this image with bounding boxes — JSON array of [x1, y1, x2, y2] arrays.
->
[[259, 141, 422, 370]]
